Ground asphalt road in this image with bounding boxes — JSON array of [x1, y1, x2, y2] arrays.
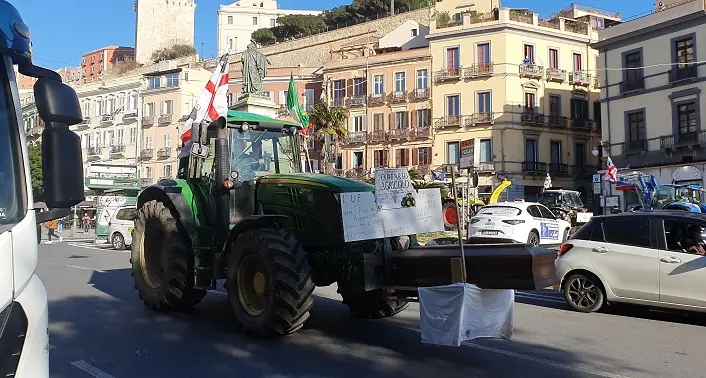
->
[[38, 240, 706, 378]]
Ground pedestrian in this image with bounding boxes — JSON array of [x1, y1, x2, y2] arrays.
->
[[46, 218, 62, 243], [82, 212, 90, 234], [57, 217, 63, 234]]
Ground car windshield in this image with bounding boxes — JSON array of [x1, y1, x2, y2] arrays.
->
[[0, 56, 24, 227], [478, 206, 521, 216], [229, 128, 300, 181]]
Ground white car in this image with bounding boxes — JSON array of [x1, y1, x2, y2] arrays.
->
[[467, 200, 572, 246], [108, 207, 136, 250]]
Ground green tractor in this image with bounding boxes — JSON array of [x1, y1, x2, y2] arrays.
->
[[130, 111, 408, 338]]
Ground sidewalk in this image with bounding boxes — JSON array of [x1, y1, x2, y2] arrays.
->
[[39, 226, 96, 243]]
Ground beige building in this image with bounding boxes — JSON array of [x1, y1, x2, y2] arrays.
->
[[428, 0, 619, 201], [140, 60, 211, 186], [321, 20, 433, 178], [594, 0, 706, 210], [134, 0, 196, 64]]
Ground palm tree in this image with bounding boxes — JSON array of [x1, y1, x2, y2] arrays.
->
[[308, 103, 349, 174]]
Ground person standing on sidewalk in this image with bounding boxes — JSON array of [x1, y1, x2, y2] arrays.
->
[[46, 218, 62, 243], [82, 213, 90, 234]]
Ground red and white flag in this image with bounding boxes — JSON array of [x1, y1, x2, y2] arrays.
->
[[605, 156, 617, 183], [180, 52, 230, 146]]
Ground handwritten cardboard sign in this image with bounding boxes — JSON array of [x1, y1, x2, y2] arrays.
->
[[341, 188, 444, 242], [374, 168, 415, 210]]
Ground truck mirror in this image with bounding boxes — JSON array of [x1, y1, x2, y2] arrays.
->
[[41, 123, 84, 209], [33, 78, 82, 125]]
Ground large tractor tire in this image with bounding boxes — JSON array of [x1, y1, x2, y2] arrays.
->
[[339, 289, 409, 319], [225, 227, 314, 338], [130, 200, 206, 311]]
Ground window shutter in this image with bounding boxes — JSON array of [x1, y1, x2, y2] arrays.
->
[[582, 100, 589, 120], [382, 150, 388, 167], [411, 110, 417, 128], [389, 113, 393, 130], [405, 112, 410, 128], [412, 148, 419, 165], [570, 98, 577, 118], [395, 150, 401, 167]]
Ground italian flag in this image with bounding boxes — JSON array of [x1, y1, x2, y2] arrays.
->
[[286, 74, 310, 135]]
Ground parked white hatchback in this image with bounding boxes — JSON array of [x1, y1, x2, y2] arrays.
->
[[108, 207, 137, 250], [467, 200, 572, 246], [556, 211, 706, 313]]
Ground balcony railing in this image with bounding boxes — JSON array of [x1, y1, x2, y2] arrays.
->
[[413, 127, 431, 139], [347, 95, 367, 107], [140, 148, 154, 159], [521, 111, 544, 125], [476, 162, 495, 172], [669, 65, 698, 83], [110, 145, 125, 155], [157, 147, 172, 158], [434, 116, 461, 129], [77, 117, 91, 128], [465, 112, 494, 126], [625, 139, 647, 153], [158, 114, 173, 125], [569, 72, 591, 86], [332, 97, 345, 107], [346, 167, 368, 180], [369, 130, 387, 143], [572, 119, 594, 131], [345, 131, 367, 144], [464, 63, 494, 78], [522, 161, 547, 173], [368, 93, 386, 106], [434, 66, 463, 82], [88, 147, 102, 156], [519, 64, 544, 78], [677, 131, 700, 146], [549, 163, 569, 175], [411, 88, 430, 101], [123, 111, 138, 122], [140, 178, 153, 187], [101, 114, 114, 126], [388, 91, 408, 103], [620, 77, 645, 93], [388, 127, 410, 140], [547, 115, 568, 128], [546, 68, 567, 82], [142, 116, 155, 127]]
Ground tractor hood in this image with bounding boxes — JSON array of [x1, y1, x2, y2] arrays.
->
[[257, 173, 374, 193]]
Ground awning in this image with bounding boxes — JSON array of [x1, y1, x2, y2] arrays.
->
[[74, 200, 96, 208]]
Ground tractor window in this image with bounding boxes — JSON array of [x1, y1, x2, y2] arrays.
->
[[537, 192, 560, 207], [653, 186, 676, 209], [229, 128, 299, 181]]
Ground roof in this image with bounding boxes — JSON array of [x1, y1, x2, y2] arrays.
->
[[226, 110, 300, 128], [487, 201, 539, 209]]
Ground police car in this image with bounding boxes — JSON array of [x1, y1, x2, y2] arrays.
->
[[467, 200, 572, 246]]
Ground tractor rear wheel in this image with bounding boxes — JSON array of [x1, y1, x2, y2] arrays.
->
[[130, 200, 206, 311], [339, 289, 409, 319], [225, 227, 314, 338]]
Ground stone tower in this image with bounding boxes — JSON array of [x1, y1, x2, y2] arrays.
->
[[134, 0, 197, 64]]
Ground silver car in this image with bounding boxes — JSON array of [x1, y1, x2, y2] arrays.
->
[[108, 207, 136, 250], [555, 212, 706, 313]]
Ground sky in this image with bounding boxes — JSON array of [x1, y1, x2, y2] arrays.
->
[[12, 0, 655, 70]]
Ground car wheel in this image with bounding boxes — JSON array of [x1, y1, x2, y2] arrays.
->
[[563, 273, 605, 313], [526, 231, 539, 247], [112, 232, 125, 250]]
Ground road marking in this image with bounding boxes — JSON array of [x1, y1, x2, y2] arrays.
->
[[65, 264, 106, 273], [71, 360, 116, 378], [515, 294, 566, 305], [208, 289, 228, 297], [517, 291, 565, 302], [465, 342, 632, 378]]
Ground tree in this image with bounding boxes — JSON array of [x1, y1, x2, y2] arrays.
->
[[308, 103, 349, 174], [274, 15, 327, 40], [150, 44, 197, 62], [252, 28, 277, 45], [28, 144, 43, 201]]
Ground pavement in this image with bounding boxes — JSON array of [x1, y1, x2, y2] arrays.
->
[[38, 242, 706, 378]]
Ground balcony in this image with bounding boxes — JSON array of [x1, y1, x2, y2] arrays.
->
[[569, 72, 591, 86], [87, 147, 102, 160], [346, 167, 368, 180], [521, 112, 544, 125], [157, 147, 172, 159], [593, 76, 601, 89], [345, 131, 367, 144], [100, 114, 114, 126], [29, 126, 41, 136], [412, 127, 431, 139], [414, 164, 431, 178], [347, 95, 367, 108], [369, 130, 387, 143], [465, 112, 494, 126], [546, 68, 566, 82], [549, 163, 569, 175], [676, 131, 701, 146], [368, 94, 386, 106], [388, 91, 408, 103], [331, 97, 345, 107], [547, 115, 568, 128], [669, 65, 698, 83], [434, 66, 463, 83], [277, 105, 290, 117], [464, 63, 494, 78], [122, 111, 138, 123], [476, 162, 495, 172], [140, 178, 153, 187], [388, 128, 411, 140], [625, 139, 647, 153], [158, 114, 173, 125], [76, 117, 91, 129], [434, 116, 461, 129], [620, 78, 645, 93], [110, 145, 126, 156], [519, 64, 544, 78], [572, 119, 594, 131], [522, 161, 547, 173], [411, 88, 430, 101], [140, 148, 155, 159], [142, 116, 155, 127]]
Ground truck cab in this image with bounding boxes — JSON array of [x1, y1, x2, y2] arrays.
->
[[1, 2, 85, 376]]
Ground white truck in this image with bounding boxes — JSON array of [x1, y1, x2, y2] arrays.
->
[[0, 2, 84, 377]]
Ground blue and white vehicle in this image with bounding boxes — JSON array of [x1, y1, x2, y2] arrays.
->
[[467, 200, 572, 247]]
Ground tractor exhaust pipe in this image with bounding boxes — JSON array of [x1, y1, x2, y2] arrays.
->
[[212, 117, 230, 248]]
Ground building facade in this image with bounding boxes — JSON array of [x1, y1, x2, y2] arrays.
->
[[594, 0, 706, 210], [427, 0, 617, 202], [134, 0, 196, 64], [81, 46, 136, 83], [320, 20, 433, 178], [217, 0, 321, 55]]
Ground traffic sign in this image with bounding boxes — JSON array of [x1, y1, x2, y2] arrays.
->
[[592, 174, 601, 183]]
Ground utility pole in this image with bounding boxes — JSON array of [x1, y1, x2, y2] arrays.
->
[[390, 0, 395, 16]]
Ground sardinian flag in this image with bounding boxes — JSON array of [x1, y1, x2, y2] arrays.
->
[[605, 156, 618, 183], [543, 173, 552, 189], [179, 52, 230, 148]]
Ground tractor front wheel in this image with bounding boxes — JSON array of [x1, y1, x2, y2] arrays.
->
[[130, 200, 206, 311], [226, 227, 314, 338], [339, 289, 409, 319]]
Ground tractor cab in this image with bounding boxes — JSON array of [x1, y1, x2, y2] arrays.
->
[[537, 188, 588, 226]]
